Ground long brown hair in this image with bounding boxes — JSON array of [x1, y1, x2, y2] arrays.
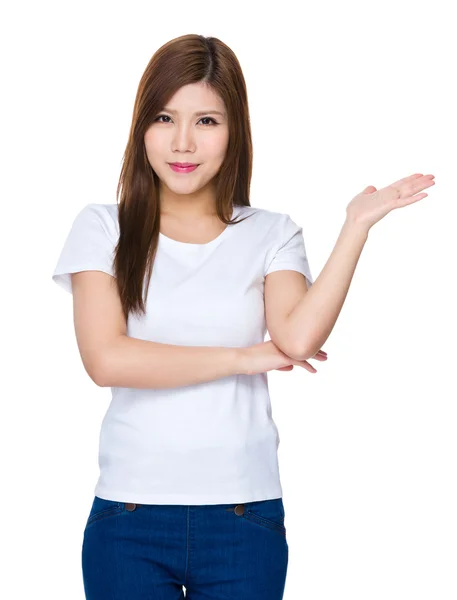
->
[[113, 34, 254, 322]]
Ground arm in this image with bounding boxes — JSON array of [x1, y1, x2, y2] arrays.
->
[[285, 218, 369, 360], [98, 336, 247, 389], [264, 270, 310, 358], [70, 270, 248, 389], [284, 173, 436, 359]]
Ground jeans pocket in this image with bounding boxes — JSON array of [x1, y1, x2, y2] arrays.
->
[[85, 496, 124, 528], [242, 498, 286, 536]]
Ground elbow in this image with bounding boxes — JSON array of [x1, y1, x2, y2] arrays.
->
[[90, 335, 125, 388], [288, 343, 314, 362], [286, 336, 321, 362], [92, 357, 110, 387], [287, 324, 326, 361], [274, 335, 312, 362], [83, 355, 109, 388], [93, 371, 108, 388]]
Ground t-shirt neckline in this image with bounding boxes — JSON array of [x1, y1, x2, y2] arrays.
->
[[159, 205, 243, 250]]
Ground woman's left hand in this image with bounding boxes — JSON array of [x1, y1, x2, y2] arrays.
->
[[346, 172, 435, 231]]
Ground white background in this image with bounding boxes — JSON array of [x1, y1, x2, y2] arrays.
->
[[2, 0, 456, 598]]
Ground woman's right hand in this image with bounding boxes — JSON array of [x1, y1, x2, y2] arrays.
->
[[241, 340, 327, 376]]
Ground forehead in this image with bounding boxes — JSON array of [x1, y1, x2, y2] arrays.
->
[[164, 82, 226, 115]]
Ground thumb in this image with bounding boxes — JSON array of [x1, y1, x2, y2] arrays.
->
[[362, 185, 377, 194]]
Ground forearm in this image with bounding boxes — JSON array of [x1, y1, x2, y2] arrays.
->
[[97, 335, 247, 389], [287, 218, 369, 359]]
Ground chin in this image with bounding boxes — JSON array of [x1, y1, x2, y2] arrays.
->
[[164, 180, 203, 194]]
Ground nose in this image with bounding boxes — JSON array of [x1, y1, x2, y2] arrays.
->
[[172, 123, 195, 153]]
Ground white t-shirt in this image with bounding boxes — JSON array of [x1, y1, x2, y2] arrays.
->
[[52, 202, 314, 505]]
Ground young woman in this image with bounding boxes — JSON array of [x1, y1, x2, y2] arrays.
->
[[51, 33, 435, 600]]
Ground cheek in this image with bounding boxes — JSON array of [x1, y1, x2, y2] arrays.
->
[[144, 131, 163, 154], [144, 136, 168, 170], [205, 132, 229, 161]]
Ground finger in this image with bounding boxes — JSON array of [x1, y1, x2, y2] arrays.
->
[[401, 176, 435, 200], [361, 185, 377, 194], [299, 361, 317, 373], [396, 175, 435, 196], [389, 172, 425, 189], [312, 354, 328, 361], [402, 192, 429, 205], [412, 175, 435, 192]]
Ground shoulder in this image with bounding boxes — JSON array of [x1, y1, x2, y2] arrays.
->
[[238, 206, 302, 244], [74, 202, 119, 238], [236, 205, 293, 230], [80, 202, 118, 224]]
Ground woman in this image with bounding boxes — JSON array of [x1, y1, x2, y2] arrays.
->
[[51, 33, 435, 600]]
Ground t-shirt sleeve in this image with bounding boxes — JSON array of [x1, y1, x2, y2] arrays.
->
[[51, 203, 117, 295], [264, 213, 314, 289]]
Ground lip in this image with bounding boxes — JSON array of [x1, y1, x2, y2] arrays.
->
[[168, 163, 199, 173]]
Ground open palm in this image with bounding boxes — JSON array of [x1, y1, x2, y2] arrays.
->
[[346, 172, 435, 230]]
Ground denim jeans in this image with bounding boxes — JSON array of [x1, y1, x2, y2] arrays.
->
[[82, 495, 289, 599]]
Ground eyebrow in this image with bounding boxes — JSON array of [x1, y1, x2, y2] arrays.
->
[[162, 107, 226, 117]]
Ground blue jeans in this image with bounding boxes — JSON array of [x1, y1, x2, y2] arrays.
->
[[82, 495, 289, 599]]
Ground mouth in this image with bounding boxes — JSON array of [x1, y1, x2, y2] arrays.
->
[[168, 163, 200, 173]]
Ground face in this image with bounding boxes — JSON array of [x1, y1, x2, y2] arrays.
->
[[144, 82, 229, 203]]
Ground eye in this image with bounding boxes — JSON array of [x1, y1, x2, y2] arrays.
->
[[199, 117, 218, 126], [154, 115, 218, 126]]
